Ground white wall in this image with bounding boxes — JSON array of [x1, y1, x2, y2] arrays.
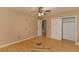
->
[[51, 18, 62, 40]]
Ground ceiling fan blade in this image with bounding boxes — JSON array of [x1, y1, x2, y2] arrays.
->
[[39, 7, 43, 10], [45, 10, 51, 12], [38, 7, 43, 13]]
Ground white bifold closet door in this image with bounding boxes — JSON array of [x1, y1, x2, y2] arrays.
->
[[62, 17, 75, 41]]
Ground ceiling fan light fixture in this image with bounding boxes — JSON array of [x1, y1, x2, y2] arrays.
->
[[38, 13, 41, 16], [38, 12, 44, 16]]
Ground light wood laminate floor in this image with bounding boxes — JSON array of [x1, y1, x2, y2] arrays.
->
[[0, 36, 79, 52]]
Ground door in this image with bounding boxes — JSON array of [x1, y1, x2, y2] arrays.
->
[[62, 17, 75, 41]]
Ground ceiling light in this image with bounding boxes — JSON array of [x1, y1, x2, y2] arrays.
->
[[38, 12, 44, 16]]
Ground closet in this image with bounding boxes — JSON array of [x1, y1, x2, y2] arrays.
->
[[62, 17, 75, 41]]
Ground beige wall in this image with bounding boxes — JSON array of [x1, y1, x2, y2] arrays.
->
[[49, 10, 79, 43], [0, 8, 37, 46]]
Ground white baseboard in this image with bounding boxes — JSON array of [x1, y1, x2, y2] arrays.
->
[[0, 35, 36, 48]]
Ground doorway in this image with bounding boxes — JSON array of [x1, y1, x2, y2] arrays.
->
[[42, 20, 47, 36], [62, 16, 76, 42]]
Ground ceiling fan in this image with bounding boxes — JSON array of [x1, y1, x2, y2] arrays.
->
[[38, 7, 51, 12], [38, 7, 51, 16]]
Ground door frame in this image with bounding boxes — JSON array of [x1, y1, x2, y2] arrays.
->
[[37, 19, 42, 36], [61, 16, 77, 45], [37, 19, 47, 36]]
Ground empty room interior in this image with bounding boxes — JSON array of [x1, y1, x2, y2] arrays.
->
[[0, 7, 79, 52]]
